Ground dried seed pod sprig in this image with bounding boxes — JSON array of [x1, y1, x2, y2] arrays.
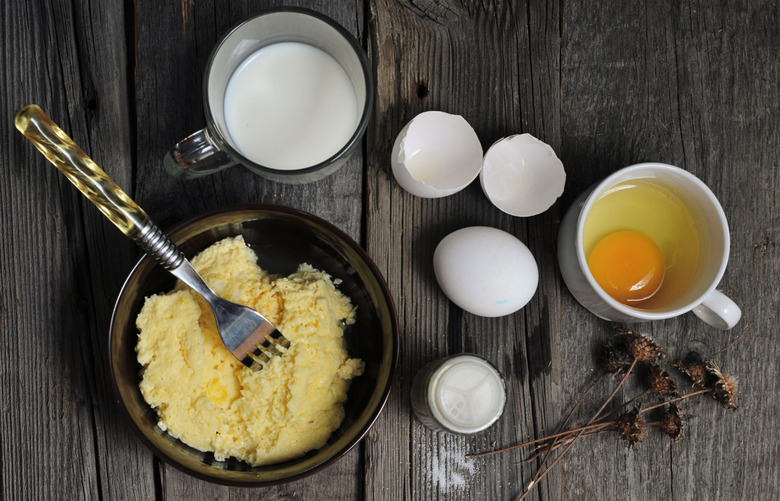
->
[[673, 352, 738, 409], [518, 338, 643, 501], [614, 327, 666, 363], [518, 392, 702, 462], [614, 408, 645, 449], [466, 324, 752, 501], [640, 363, 678, 397], [657, 403, 684, 442], [599, 326, 665, 375], [710, 367, 738, 410], [673, 323, 750, 410]]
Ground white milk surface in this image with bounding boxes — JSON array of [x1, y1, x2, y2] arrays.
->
[[224, 42, 359, 170], [429, 356, 506, 434]]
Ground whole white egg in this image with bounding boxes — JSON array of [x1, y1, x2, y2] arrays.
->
[[433, 227, 539, 317]]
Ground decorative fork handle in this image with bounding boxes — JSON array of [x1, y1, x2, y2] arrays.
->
[[14, 104, 184, 271]]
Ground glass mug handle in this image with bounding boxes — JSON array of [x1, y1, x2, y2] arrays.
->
[[164, 128, 238, 179], [692, 289, 742, 330]]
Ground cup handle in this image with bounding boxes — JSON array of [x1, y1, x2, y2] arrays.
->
[[164, 128, 238, 179], [692, 289, 741, 330]]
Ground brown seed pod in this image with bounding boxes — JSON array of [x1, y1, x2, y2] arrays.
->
[[672, 351, 709, 388], [613, 327, 665, 362], [615, 408, 645, 449], [658, 403, 684, 443], [598, 339, 634, 374], [674, 352, 738, 409], [707, 362, 738, 410], [640, 363, 678, 397]]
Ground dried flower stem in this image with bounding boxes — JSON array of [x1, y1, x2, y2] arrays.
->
[[467, 374, 608, 460], [708, 323, 752, 361], [598, 389, 652, 421], [533, 388, 713, 456], [471, 387, 712, 464], [524, 427, 608, 462], [517, 359, 638, 501], [470, 324, 747, 501], [530, 388, 713, 458], [525, 373, 606, 487], [525, 420, 667, 462], [591, 358, 638, 421], [638, 388, 711, 414], [466, 421, 612, 459]]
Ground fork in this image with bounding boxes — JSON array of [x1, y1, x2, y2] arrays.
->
[[14, 104, 289, 370]]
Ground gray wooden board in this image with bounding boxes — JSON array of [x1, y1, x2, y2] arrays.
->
[[557, 1, 780, 500], [1, 0, 779, 500], [367, 0, 780, 500], [366, 1, 563, 500], [2, 0, 154, 499]]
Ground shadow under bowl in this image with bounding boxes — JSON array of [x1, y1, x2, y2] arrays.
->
[[109, 204, 398, 486]]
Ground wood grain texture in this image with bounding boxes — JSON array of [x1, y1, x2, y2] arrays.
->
[[2, 0, 779, 499], [366, 1, 563, 499], [1, 0, 154, 499], [555, 1, 780, 500]]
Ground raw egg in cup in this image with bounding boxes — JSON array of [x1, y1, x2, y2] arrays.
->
[[586, 230, 666, 305]]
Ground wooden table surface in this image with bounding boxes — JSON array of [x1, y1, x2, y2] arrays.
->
[[2, 1, 778, 500]]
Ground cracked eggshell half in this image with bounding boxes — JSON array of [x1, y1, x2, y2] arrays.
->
[[480, 133, 566, 216], [391, 111, 483, 198], [433, 226, 539, 317]]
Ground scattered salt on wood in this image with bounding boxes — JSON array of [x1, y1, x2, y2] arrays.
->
[[426, 446, 476, 493]]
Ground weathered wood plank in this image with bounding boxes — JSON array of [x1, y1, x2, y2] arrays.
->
[[132, 0, 366, 499], [557, 1, 780, 500], [1, 0, 153, 500], [366, 1, 563, 499]]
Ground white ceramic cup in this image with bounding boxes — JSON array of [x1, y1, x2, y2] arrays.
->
[[558, 162, 741, 329]]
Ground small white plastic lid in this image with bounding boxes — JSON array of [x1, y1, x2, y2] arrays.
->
[[427, 355, 506, 434]]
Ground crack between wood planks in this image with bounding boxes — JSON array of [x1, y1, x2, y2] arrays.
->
[[521, 0, 545, 493], [358, 8, 369, 496], [359, 0, 370, 254], [559, 0, 564, 38], [671, 18, 688, 169], [523, 312, 550, 501], [153, 455, 164, 500], [124, 0, 139, 199], [669, 440, 675, 500], [0, 425, 3, 500], [524, 0, 536, 134], [63, 2, 107, 500]]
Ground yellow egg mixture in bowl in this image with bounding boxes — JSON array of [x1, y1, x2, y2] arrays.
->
[[109, 205, 397, 485]]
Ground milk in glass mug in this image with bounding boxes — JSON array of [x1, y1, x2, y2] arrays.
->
[[164, 8, 373, 184], [558, 163, 741, 329]]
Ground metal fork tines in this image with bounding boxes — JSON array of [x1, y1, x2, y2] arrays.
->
[[245, 330, 291, 370]]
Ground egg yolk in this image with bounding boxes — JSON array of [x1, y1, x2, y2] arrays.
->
[[587, 231, 665, 305]]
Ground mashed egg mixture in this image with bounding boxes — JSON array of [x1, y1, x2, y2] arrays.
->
[[135, 236, 364, 466]]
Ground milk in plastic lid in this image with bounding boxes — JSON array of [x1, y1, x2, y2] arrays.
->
[[427, 355, 506, 434]]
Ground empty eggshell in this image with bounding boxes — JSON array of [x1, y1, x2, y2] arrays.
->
[[480, 133, 566, 216], [433, 226, 539, 317], [391, 111, 483, 198]]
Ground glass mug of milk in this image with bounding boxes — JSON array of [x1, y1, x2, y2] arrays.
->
[[558, 163, 741, 329], [164, 8, 373, 183]]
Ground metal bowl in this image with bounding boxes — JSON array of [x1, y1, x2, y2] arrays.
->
[[108, 204, 398, 485]]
